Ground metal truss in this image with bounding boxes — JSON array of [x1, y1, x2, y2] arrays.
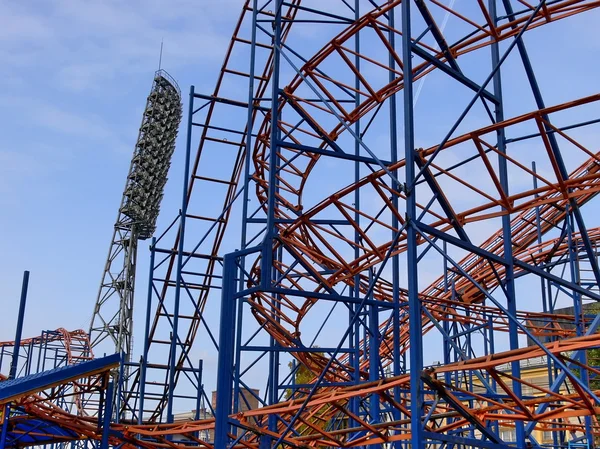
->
[[5, 2, 600, 449], [0, 328, 94, 418], [89, 70, 182, 369], [211, 1, 600, 449]]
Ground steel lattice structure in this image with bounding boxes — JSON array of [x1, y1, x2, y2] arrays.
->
[[4, 2, 600, 449], [89, 70, 182, 365]]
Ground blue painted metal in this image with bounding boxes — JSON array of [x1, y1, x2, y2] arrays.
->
[[0, 354, 120, 405], [401, 2, 425, 448], [501, 0, 600, 290], [97, 3, 600, 448], [101, 381, 114, 449], [489, 2, 525, 446], [0, 271, 29, 449], [138, 236, 156, 424], [214, 252, 238, 449], [166, 84, 195, 424], [9, 272, 29, 381], [0, 410, 80, 449]]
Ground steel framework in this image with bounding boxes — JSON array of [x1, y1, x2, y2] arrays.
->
[[4, 2, 600, 449], [89, 69, 182, 366]]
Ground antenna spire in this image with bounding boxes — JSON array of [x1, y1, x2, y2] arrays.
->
[[158, 39, 164, 71]]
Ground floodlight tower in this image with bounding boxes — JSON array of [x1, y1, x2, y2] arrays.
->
[[89, 70, 182, 364]]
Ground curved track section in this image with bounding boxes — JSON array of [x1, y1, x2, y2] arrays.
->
[[12, 2, 600, 448], [236, 0, 600, 446]]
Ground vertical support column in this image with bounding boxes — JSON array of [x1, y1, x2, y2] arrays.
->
[[262, 0, 283, 289], [101, 381, 115, 449], [0, 404, 8, 449], [400, 4, 424, 449], [195, 359, 204, 440], [388, 8, 403, 443], [501, 0, 600, 286], [234, 0, 259, 418], [566, 209, 594, 445], [368, 269, 380, 440], [490, 1, 524, 446], [263, 5, 283, 446], [138, 237, 156, 424], [166, 85, 194, 423], [348, 0, 361, 429], [0, 271, 30, 449], [9, 271, 29, 380], [215, 253, 238, 449]]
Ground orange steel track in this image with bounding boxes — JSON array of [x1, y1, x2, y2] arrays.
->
[[12, 335, 600, 449], [4, 1, 600, 448]]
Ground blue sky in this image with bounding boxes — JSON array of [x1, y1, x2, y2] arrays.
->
[[0, 0, 245, 341]]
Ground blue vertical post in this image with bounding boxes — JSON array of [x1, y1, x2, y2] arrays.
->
[[349, 0, 361, 429], [262, 4, 283, 446], [566, 209, 593, 445], [0, 271, 30, 449], [268, 246, 282, 433], [0, 404, 8, 449], [101, 381, 114, 449], [115, 353, 125, 423], [234, 0, 258, 419], [533, 163, 558, 448], [401, 3, 424, 449], [9, 271, 29, 380], [195, 359, 204, 440], [490, 1, 524, 446], [501, 0, 600, 287], [368, 269, 380, 442], [138, 237, 156, 424], [195, 359, 204, 420], [388, 7, 402, 443], [262, 0, 283, 289], [167, 85, 194, 423], [214, 253, 238, 449]]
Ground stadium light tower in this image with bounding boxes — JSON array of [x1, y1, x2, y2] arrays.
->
[[89, 70, 182, 363]]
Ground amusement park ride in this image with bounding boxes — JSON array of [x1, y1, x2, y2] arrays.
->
[[2, 1, 600, 448]]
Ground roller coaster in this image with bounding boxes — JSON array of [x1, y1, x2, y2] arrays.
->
[[3, 1, 600, 449]]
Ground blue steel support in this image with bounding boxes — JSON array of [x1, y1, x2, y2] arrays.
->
[[566, 209, 594, 445], [401, 2, 425, 448], [138, 237, 156, 424], [194, 359, 204, 440], [215, 252, 238, 449], [9, 271, 29, 380], [234, 0, 258, 419], [166, 84, 194, 423], [388, 8, 403, 446], [349, 0, 361, 432], [500, 0, 600, 288], [261, 0, 283, 289], [490, 1, 524, 446], [0, 405, 8, 449], [0, 271, 29, 449], [262, 5, 284, 446], [368, 269, 380, 444], [101, 381, 114, 449], [230, 0, 267, 427], [264, 247, 283, 449], [115, 352, 124, 423]]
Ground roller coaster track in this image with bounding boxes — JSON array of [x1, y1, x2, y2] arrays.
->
[[0, 329, 94, 416], [14, 334, 600, 449], [124, 0, 302, 421], [6, 1, 600, 447]]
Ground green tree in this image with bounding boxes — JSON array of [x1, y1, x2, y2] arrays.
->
[[285, 354, 323, 399], [587, 347, 600, 389]]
